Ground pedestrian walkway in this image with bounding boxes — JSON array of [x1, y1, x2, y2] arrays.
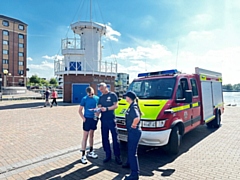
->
[[1, 90, 42, 101], [0, 100, 239, 179]]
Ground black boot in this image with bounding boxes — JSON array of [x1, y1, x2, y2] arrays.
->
[[115, 156, 122, 165], [103, 156, 111, 163], [122, 163, 130, 168]]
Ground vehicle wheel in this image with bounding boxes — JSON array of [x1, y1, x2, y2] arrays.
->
[[206, 120, 213, 128], [168, 126, 181, 155], [213, 111, 221, 128]]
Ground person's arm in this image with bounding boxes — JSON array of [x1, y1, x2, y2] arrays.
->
[[78, 106, 86, 122], [79, 98, 86, 122], [101, 102, 118, 112], [131, 106, 141, 129], [131, 117, 140, 129], [101, 93, 118, 111]]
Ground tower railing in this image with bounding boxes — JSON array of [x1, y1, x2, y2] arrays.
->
[[61, 38, 82, 50], [54, 58, 117, 77]]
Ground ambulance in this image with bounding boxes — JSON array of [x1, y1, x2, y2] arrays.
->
[[115, 67, 224, 154]]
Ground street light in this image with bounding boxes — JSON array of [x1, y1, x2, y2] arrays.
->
[[3, 70, 8, 87]]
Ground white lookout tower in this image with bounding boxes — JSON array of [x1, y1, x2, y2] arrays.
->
[[54, 4, 117, 103]]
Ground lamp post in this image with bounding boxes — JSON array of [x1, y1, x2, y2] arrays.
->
[[3, 70, 8, 87]]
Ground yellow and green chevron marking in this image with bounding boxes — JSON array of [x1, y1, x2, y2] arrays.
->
[[115, 99, 168, 120]]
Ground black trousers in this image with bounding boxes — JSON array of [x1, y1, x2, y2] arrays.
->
[[52, 98, 57, 105]]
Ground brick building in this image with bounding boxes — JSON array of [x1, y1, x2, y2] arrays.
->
[[0, 15, 27, 87]]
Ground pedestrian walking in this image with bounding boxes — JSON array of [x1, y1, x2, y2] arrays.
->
[[78, 87, 99, 164], [44, 88, 52, 107], [51, 89, 58, 106], [123, 91, 142, 180], [98, 82, 122, 165]]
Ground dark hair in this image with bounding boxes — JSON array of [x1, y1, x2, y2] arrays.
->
[[136, 97, 142, 116], [86, 87, 94, 95]]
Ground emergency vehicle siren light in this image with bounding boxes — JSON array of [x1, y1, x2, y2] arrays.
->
[[138, 69, 178, 77]]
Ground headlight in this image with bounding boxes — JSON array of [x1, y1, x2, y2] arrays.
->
[[156, 120, 166, 128], [141, 120, 166, 128], [142, 121, 155, 128]]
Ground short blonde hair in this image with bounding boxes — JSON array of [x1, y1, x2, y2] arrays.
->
[[99, 82, 107, 88]]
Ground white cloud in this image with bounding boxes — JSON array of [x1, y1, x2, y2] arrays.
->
[[105, 24, 121, 42], [113, 42, 240, 84], [108, 44, 172, 60], [27, 57, 33, 61], [111, 43, 175, 82], [27, 61, 54, 79], [42, 55, 64, 60]]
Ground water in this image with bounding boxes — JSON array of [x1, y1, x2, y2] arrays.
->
[[223, 92, 240, 106]]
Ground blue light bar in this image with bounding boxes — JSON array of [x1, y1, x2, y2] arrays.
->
[[138, 69, 178, 77]]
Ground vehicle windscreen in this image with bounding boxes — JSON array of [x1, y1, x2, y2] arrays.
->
[[127, 78, 176, 99]]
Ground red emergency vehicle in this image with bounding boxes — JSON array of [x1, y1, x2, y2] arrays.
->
[[115, 67, 224, 154]]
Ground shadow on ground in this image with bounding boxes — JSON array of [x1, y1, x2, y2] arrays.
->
[[28, 125, 218, 180]]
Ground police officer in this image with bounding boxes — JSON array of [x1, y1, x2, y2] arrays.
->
[[98, 82, 122, 165], [123, 91, 142, 180]]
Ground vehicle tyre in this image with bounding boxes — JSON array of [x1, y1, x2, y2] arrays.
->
[[213, 111, 221, 128], [206, 120, 213, 128], [168, 126, 181, 155]]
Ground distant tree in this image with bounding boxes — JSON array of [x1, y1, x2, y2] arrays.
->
[[233, 84, 240, 91], [29, 75, 40, 84], [40, 79, 48, 85], [49, 78, 58, 86], [225, 84, 233, 91]]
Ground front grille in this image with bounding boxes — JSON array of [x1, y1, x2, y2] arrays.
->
[[116, 118, 126, 125], [118, 129, 128, 136]]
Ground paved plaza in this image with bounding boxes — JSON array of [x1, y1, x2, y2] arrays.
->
[[0, 100, 239, 180]]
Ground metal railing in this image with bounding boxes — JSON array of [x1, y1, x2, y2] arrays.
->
[[61, 38, 82, 50], [54, 59, 117, 76]]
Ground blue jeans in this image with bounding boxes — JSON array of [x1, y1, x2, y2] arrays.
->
[[101, 119, 120, 157]]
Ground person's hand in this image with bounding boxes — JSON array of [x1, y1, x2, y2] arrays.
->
[[95, 112, 100, 117], [101, 107, 107, 112], [82, 117, 86, 122], [131, 124, 137, 129]]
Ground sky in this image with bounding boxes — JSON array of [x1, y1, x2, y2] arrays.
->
[[1, 0, 240, 84]]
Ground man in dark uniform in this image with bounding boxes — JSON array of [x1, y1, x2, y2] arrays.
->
[[98, 82, 122, 165]]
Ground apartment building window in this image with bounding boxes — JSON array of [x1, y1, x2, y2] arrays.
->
[[18, 34, 24, 39], [19, 24, 24, 30], [19, 70, 24, 75], [19, 61, 24, 66], [3, 40, 8, 45], [3, 30, 9, 36], [3, 50, 8, 54], [19, 52, 24, 57], [2, 20, 9, 26], [19, 43, 24, 48], [3, 59, 9, 64]]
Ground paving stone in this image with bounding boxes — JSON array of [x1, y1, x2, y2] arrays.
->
[[0, 100, 239, 179]]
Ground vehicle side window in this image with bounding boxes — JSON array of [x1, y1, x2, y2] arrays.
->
[[176, 78, 189, 99], [176, 85, 183, 99], [190, 79, 198, 96]]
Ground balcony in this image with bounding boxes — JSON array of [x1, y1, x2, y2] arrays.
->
[[54, 59, 117, 77], [61, 38, 85, 55]]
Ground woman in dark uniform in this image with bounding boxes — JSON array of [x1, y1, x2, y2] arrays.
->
[[123, 91, 142, 180]]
